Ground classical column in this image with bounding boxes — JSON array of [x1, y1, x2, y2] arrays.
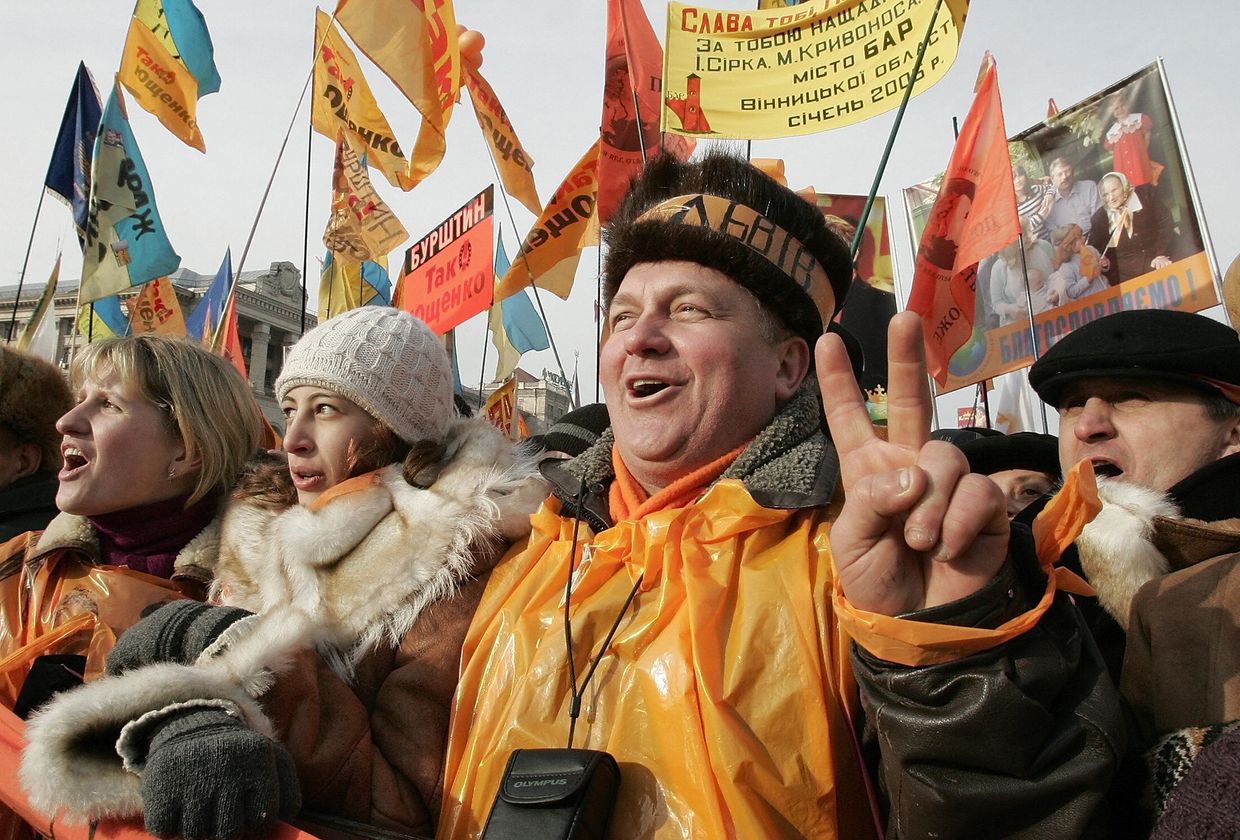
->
[[249, 322, 271, 394]]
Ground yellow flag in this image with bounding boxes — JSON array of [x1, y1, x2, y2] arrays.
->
[[323, 132, 410, 263], [334, 0, 460, 190], [118, 1, 207, 152], [319, 252, 384, 319], [487, 298, 522, 382], [125, 276, 186, 337], [495, 141, 599, 302], [465, 66, 541, 216], [17, 256, 61, 354], [311, 10, 414, 191]]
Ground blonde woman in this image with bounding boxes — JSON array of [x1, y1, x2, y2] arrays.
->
[[0, 335, 263, 709], [22, 309, 548, 840]]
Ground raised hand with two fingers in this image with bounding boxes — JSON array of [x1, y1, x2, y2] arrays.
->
[[818, 311, 1010, 617]]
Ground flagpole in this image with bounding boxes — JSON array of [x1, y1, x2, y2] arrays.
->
[[1015, 233, 1050, 432], [7, 190, 48, 344], [217, 16, 334, 352], [595, 251, 603, 403], [479, 136, 576, 396], [849, 0, 945, 260], [300, 106, 313, 335]]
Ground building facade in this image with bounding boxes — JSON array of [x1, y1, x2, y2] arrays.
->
[[0, 261, 316, 428]]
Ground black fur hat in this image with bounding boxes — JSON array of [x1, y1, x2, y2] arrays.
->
[[602, 151, 853, 348]]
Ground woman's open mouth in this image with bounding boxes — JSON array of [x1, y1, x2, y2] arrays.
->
[[59, 446, 89, 480], [290, 469, 325, 492]]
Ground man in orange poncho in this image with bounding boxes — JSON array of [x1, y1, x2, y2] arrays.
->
[[438, 152, 1125, 839]]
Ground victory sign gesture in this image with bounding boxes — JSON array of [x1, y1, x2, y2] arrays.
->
[[818, 312, 1010, 616]]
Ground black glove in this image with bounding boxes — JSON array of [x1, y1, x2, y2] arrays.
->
[[128, 705, 301, 840], [107, 601, 253, 676]]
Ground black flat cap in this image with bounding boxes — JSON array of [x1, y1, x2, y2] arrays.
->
[[1029, 310, 1240, 407]]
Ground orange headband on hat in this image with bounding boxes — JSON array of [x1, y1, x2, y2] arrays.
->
[[635, 193, 836, 324]]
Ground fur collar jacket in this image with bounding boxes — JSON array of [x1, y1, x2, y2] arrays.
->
[[23, 509, 221, 591], [540, 383, 840, 531], [1076, 454, 1240, 631], [20, 417, 548, 826], [209, 415, 549, 675]]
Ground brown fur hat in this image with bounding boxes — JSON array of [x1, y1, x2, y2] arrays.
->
[[0, 346, 73, 475], [602, 150, 853, 347]]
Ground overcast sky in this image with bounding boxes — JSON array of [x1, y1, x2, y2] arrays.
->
[[3, 1, 1233, 418]]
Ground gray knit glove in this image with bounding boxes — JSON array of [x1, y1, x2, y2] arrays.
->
[[120, 703, 301, 840], [107, 601, 253, 676]]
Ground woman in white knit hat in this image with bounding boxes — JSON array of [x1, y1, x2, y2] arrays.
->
[[21, 307, 548, 840]]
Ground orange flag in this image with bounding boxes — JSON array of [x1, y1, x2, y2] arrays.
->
[[218, 295, 248, 381], [323, 130, 410, 263], [464, 65, 541, 216], [907, 56, 1019, 384], [495, 141, 600, 302], [334, 0, 460, 190], [597, 0, 693, 222]]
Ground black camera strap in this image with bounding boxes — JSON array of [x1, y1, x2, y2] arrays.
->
[[563, 477, 643, 748]]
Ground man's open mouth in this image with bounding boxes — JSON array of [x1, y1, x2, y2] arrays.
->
[[630, 379, 671, 399], [1091, 460, 1123, 479]]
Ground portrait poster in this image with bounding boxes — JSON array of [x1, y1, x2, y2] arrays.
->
[[904, 62, 1217, 393]]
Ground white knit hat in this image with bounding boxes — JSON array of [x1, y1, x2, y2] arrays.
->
[[276, 308, 454, 444]]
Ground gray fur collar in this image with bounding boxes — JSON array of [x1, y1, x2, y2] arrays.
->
[[547, 384, 838, 524]]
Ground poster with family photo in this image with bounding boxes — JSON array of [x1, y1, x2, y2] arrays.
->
[[904, 61, 1218, 393]]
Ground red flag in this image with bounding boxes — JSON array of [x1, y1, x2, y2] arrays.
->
[[217, 294, 248, 382], [1047, 97, 1060, 119], [907, 59, 1019, 385], [597, 0, 693, 222]]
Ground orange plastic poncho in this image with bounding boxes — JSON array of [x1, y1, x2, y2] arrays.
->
[[0, 531, 187, 709], [437, 479, 879, 840]]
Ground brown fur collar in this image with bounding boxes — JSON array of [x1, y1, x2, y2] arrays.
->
[[209, 416, 547, 678]]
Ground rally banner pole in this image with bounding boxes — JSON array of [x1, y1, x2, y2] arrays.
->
[[480, 137, 576, 404], [849, 0, 945, 260], [1015, 233, 1050, 431], [300, 105, 313, 335], [7, 191, 48, 344]]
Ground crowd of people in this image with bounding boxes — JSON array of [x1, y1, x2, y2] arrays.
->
[[1, 151, 1239, 839]]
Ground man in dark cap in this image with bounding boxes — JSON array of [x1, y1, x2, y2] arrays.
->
[[1029, 309, 1240, 746], [934, 427, 1061, 520], [437, 151, 1122, 839]]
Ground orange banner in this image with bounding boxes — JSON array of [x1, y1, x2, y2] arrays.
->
[[483, 376, 528, 440], [323, 131, 409, 262], [334, 0, 460, 189], [398, 187, 494, 334], [940, 251, 1218, 391], [464, 66, 540, 216], [908, 59, 1020, 384], [495, 141, 599, 302], [117, 15, 204, 152], [311, 9, 412, 191], [597, 0, 693, 222]]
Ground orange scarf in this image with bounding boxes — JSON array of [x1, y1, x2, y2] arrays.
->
[[609, 442, 748, 522]]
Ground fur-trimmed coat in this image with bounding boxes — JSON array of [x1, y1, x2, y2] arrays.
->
[[20, 417, 547, 837], [1068, 456, 1240, 742], [0, 510, 217, 706]]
